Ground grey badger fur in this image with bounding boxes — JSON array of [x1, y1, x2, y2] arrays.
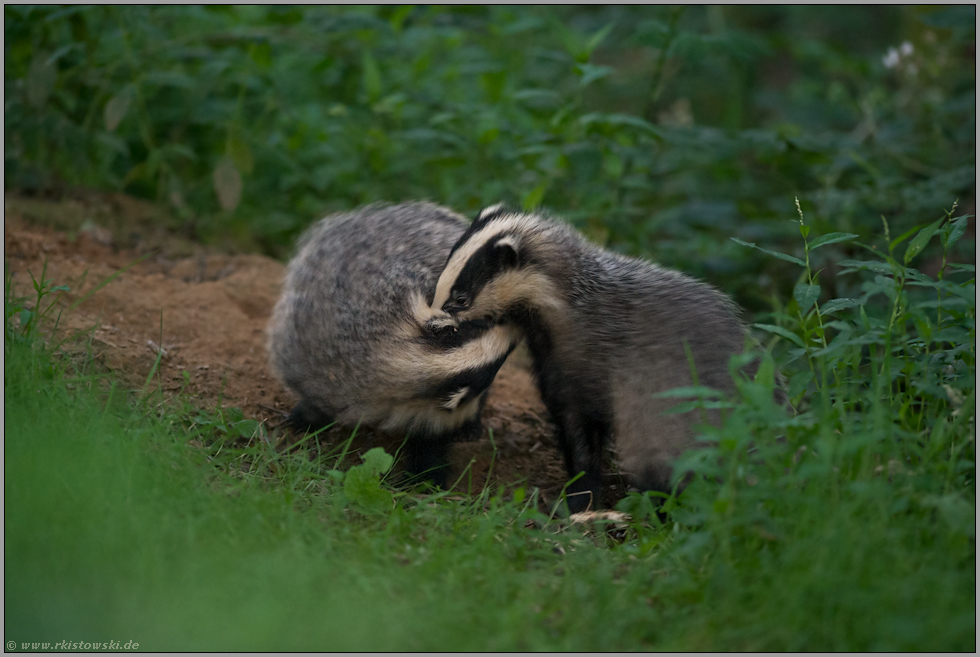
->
[[268, 202, 521, 487], [427, 205, 751, 511]]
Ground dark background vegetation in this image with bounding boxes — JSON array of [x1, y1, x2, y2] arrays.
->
[[4, 5, 976, 651], [5, 5, 975, 307]]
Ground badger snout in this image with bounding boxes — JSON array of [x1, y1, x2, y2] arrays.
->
[[424, 315, 459, 336]]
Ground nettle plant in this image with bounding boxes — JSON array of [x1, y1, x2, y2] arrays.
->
[[624, 202, 975, 554], [6, 6, 973, 294]]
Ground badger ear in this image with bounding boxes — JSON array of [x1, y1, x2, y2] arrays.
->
[[470, 204, 509, 232], [476, 203, 507, 222], [493, 236, 520, 270]]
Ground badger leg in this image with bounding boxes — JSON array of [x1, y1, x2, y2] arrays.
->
[[557, 411, 608, 513], [404, 409, 484, 490], [287, 400, 334, 434], [531, 354, 610, 512], [404, 434, 453, 489], [634, 462, 689, 501]]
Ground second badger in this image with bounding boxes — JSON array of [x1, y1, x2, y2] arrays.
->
[[427, 205, 752, 511], [268, 202, 521, 486]]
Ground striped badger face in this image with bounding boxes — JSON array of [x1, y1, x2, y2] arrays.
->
[[411, 285, 522, 419], [418, 321, 521, 413], [428, 205, 534, 329]]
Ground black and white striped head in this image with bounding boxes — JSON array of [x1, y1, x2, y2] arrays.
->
[[429, 205, 556, 326]]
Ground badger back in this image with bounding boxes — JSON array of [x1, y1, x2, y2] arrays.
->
[[426, 204, 759, 504], [268, 202, 476, 418]]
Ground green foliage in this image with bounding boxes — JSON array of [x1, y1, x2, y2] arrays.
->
[[3, 6, 975, 650], [4, 261, 70, 349], [342, 447, 396, 516], [5, 7, 974, 303], [651, 203, 976, 649]]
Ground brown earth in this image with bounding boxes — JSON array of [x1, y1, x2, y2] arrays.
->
[[5, 191, 626, 508]]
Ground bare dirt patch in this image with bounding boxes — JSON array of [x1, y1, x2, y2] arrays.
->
[[5, 191, 607, 507]]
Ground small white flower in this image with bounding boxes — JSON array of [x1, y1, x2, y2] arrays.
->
[[883, 42, 915, 70], [883, 47, 900, 69]]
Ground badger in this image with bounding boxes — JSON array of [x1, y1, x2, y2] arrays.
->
[[426, 205, 751, 511], [267, 202, 522, 487]]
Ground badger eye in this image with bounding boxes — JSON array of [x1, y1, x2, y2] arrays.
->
[[453, 292, 470, 307]]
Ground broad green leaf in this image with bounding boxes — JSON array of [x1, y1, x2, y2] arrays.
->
[[480, 70, 507, 103], [478, 113, 500, 145], [653, 386, 727, 399], [808, 232, 858, 250], [121, 162, 147, 188], [144, 70, 195, 89], [26, 52, 57, 108], [144, 148, 163, 179], [500, 16, 544, 35], [753, 351, 777, 389], [788, 370, 814, 398], [603, 151, 624, 179], [388, 4, 414, 31], [234, 419, 261, 439], [585, 22, 615, 56], [249, 41, 272, 70], [921, 494, 975, 539], [942, 215, 970, 250], [552, 19, 584, 59], [661, 399, 736, 414], [889, 223, 922, 252], [359, 447, 395, 476], [362, 50, 382, 103], [946, 283, 977, 302], [228, 130, 254, 174], [344, 467, 393, 515], [343, 448, 395, 516], [575, 63, 613, 87], [166, 144, 198, 162], [794, 283, 820, 312], [103, 92, 131, 132], [903, 216, 944, 264], [513, 88, 562, 109], [821, 298, 862, 314], [837, 259, 896, 275], [731, 237, 805, 266], [740, 378, 782, 411], [522, 178, 549, 209], [213, 156, 242, 211], [579, 112, 662, 138], [754, 323, 806, 348]]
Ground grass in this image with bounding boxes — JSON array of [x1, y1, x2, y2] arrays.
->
[[4, 339, 651, 651], [4, 210, 975, 651]]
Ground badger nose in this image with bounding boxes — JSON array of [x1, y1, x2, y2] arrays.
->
[[424, 316, 458, 335]]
